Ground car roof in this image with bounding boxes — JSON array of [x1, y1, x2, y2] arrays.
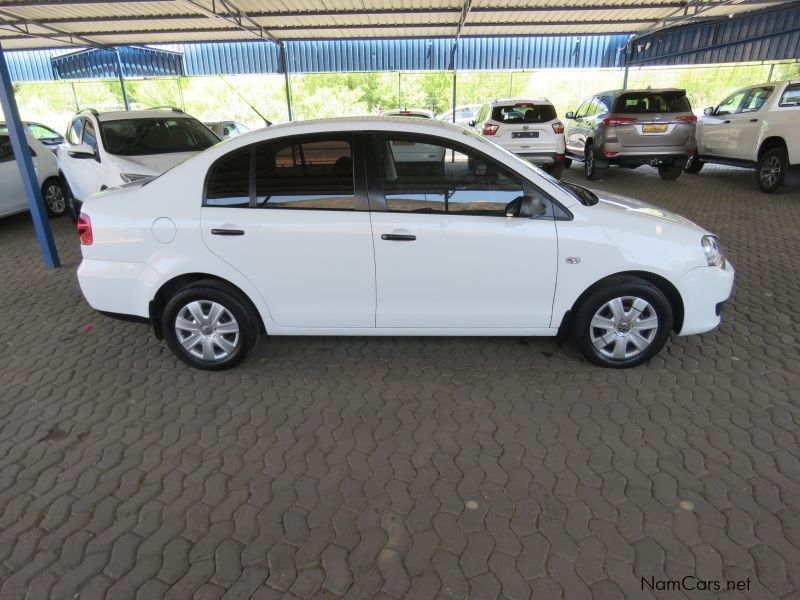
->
[[91, 110, 194, 122], [594, 88, 687, 96], [382, 109, 434, 117], [489, 98, 552, 106]]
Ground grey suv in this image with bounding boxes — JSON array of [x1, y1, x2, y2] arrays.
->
[[564, 89, 697, 181]]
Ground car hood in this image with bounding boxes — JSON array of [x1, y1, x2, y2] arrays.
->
[[109, 151, 199, 176], [593, 191, 709, 234]]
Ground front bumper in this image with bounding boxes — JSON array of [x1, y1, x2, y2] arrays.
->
[[675, 260, 735, 336]]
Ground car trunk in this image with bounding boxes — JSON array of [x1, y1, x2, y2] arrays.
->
[[612, 115, 694, 148], [490, 104, 559, 154]]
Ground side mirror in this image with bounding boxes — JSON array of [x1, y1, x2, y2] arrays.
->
[[703, 107, 714, 116], [68, 143, 96, 159], [468, 120, 476, 127], [506, 195, 546, 219], [565, 111, 575, 119]]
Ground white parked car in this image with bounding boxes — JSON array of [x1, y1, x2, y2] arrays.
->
[[687, 81, 800, 192], [471, 99, 567, 179], [58, 108, 220, 218], [0, 131, 66, 218], [0, 121, 64, 153], [381, 108, 435, 119], [438, 104, 483, 127], [205, 120, 251, 139], [76, 118, 734, 370], [380, 109, 446, 167]]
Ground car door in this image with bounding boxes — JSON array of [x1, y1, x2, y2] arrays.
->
[[367, 133, 558, 329], [0, 136, 27, 216], [728, 86, 773, 158], [201, 133, 377, 329], [60, 117, 105, 200], [700, 90, 746, 157]]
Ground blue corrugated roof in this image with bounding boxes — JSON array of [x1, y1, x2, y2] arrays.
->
[[51, 46, 184, 79], [6, 49, 54, 81], [629, 1, 800, 65]]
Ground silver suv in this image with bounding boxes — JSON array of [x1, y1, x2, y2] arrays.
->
[[564, 89, 697, 181]]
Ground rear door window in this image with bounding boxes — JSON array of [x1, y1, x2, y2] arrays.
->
[[779, 84, 800, 107], [491, 103, 556, 124], [741, 87, 773, 113], [615, 91, 691, 113]]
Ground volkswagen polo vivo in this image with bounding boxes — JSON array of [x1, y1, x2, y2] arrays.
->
[[76, 118, 734, 370]]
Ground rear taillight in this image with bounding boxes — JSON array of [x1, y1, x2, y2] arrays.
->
[[602, 117, 637, 126], [483, 124, 499, 136], [552, 122, 564, 134], [676, 115, 698, 123], [77, 213, 92, 245]]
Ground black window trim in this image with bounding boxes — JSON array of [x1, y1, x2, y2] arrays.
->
[[778, 83, 800, 107], [203, 132, 369, 212], [364, 130, 572, 221]]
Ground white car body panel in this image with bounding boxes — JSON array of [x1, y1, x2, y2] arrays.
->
[[0, 132, 59, 218], [77, 117, 733, 342]]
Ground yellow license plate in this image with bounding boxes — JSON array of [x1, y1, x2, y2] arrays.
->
[[643, 124, 668, 133]]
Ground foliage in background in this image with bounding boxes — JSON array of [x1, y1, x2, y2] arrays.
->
[[2, 60, 797, 132]]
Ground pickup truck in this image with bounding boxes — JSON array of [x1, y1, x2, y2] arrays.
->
[[686, 80, 800, 193]]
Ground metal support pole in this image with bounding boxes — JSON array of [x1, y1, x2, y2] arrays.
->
[[767, 63, 775, 82], [177, 76, 185, 111], [70, 81, 80, 111], [0, 44, 60, 268], [397, 72, 401, 109], [623, 65, 630, 90], [451, 41, 457, 123], [115, 49, 130, 110], [280, 43, 293, 122]]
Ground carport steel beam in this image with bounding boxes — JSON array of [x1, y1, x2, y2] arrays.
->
[[0, 42, 60, 268]]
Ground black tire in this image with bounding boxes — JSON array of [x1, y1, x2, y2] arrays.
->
[[572, 277, 673, 368], [563, 157, 572, 169], [756, 146, 787, 193], [684, 152, 704, 174], [41, 177, 67, 217], [162, 282, 260, 370], [584, 143, 606, 181], [658, 163, 683, 181], [548, 160, 565, 180]]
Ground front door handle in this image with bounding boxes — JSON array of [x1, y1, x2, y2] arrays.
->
[[381, 233, 416, 241], [749, 118, 758, 122], [723, 120, 731, 124], [211, 228, 245, 236]]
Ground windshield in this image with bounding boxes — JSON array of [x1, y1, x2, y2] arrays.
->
[[99, 117, 220, 156], [562, 182, 599, 206]]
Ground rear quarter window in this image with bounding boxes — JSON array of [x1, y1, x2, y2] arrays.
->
[[491, 104, 557, 123], [614, 92, 691, 113]]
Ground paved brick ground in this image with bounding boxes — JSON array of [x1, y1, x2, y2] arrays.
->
[[0, 163, 799, 599]]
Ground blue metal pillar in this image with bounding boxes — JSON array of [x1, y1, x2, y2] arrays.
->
[[115, 49, 130, 110], [0, 43, 60, 269]]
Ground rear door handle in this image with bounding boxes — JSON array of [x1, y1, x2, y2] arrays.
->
[[381, 234, 416, 241], [723, 120, 731, 124], [211, 228, 244, 236], [749, 118, 758, 122]]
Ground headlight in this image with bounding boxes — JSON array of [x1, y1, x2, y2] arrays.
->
[[120, 173, 151, 183], [702, 235, 725, 267]]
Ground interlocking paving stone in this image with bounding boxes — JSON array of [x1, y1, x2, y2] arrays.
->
[[0, 163, 798, 598]]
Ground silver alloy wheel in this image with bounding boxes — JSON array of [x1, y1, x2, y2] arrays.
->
[[760, 155, 781, 188], [585, 148, 594, 175], [175, 300, 240, 361], [589, 296, 659, 360], [44, 183, 66, 214]]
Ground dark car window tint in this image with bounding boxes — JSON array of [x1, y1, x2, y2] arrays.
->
[[100, 117, 219, 156], [615, 91, 691, 113], [205, 148, 251, 207], [0, 136, 13, 163], [255, 137, 355, 210], [376, 134, 531, 217], [491, 103, 556, 124], [82, 119, 98, 150], [67, 118, 84, 145], [779, 84, 800, 107]]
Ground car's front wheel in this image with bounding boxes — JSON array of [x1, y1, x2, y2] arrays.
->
[[573, 277, 673, 368], [757, 146, 787, 193], [162, 282, 259, 370], [684, 151, 704, 174], [41, 177, 67, 217]]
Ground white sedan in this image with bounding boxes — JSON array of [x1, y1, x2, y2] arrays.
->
[[0, 131, 66, 218], [76, 118, 734, 370]]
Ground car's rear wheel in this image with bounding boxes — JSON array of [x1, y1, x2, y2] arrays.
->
[[162, 283, 259, 370], [684, 151, 704, 174], [757, 147, 787, 193], [584, 143, 606, 181], [658, 163, 683, 180], [41, 177, 66, 217], [573, 277, 673, 368]]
